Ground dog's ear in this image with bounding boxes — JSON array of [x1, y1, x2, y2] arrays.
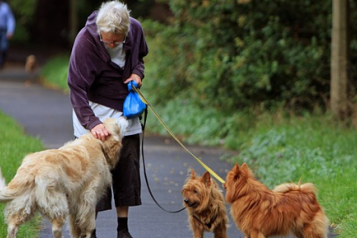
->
[[117, 116, 128, 136], [190, 169, 197, 178], [240, 163, 254, 177], [233, 164, 240, 174], [201, 171, 211, 187], [103, 118, 118, 135], [231, 163, 243, 181]]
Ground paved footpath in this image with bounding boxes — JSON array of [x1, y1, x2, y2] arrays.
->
[[0, 67, 337, 238]]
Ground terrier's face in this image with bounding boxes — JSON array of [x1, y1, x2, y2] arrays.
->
[[182, 170, 212, 212]]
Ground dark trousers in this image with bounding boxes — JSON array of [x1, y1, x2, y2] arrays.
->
[[0, 30, 8, 68], [96, 134, 142, 212]]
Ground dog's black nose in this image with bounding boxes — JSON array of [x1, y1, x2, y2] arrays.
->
[[184, 198, 189, 203]]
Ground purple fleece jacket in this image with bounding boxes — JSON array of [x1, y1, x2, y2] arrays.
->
[[67, 11, 149, 131]]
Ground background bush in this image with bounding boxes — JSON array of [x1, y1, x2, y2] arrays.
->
[[143, 0, 357, 114]]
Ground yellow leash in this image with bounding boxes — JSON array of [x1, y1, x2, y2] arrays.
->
[[132, 87, 225, 184]]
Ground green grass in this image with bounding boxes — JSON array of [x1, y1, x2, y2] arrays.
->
[[0, 111, 44, 237], [40, 54, 70, 94]]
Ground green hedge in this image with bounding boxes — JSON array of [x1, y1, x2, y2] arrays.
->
[[142, 0, 357, 113]]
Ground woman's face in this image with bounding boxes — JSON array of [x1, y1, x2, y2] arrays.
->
[[99, 32, 126, 48]]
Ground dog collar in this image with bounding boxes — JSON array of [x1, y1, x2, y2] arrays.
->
[[192, 207, 219, 229]]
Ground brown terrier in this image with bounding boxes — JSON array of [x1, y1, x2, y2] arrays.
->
[[182, 169, 228, 238]]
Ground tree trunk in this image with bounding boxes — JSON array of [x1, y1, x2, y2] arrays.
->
[[69, 0, 78, 44], [330, 0, 349, 120]]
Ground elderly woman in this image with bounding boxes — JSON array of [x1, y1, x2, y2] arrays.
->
[[67, 1, 149, 238]]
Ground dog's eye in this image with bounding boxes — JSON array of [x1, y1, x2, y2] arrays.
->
[[193, 189, 198, 194]]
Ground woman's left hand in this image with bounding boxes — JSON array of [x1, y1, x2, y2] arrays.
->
[[124, 74, 142, 87]]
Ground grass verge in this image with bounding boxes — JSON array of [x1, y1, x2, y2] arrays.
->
[[0, 111, 44, 237], [40, 54, 70, 94]]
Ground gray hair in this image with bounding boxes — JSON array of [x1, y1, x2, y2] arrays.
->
[[96, 1, 131, 35]]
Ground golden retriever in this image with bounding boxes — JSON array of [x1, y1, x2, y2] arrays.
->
[[0, 117, 128, 238]]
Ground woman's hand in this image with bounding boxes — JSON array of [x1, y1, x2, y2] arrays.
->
[[91, 123, 110, 141], [124, 74, 142, 87]]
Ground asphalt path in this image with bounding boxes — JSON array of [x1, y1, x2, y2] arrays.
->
[[0, 66, 337, 238]]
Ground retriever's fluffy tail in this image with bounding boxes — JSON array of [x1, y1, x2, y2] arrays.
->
[[273, 181, 317, 195], [0, 166, 25, 202], [0, 166, 13, 201]]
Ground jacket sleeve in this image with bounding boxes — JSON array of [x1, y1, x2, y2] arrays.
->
[[67, 30, 102, 131], [5, 3, 15, 35], [132, 21, 149, 80]]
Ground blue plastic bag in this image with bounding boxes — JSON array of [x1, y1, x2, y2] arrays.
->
[[123, 81, 147, 118]]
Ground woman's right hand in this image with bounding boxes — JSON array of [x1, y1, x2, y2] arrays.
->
[[91, 123, 110, 141]]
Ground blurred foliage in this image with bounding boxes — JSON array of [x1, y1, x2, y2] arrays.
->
[[40, 54, 70, 93], [8, 0, 166, 45], [143, 0, 357, 114], [9, 0, 36, 23], [8, 0, 36, 42]]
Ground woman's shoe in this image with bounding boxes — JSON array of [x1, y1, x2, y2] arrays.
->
[[117, 229, 133, 238]]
